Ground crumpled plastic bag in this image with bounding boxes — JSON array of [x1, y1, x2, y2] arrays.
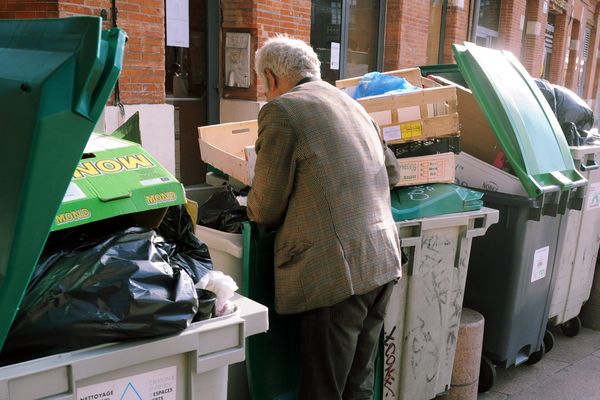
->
[[1, 227, 198, 365], [352, 71, 418, 99], [197, 270, 239, 316], [198, 185, 248, 233], [156, 205, 213, 283]]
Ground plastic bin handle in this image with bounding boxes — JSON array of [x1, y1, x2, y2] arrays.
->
[[465, 213, 497, 239], [581, 160, 599, 172]]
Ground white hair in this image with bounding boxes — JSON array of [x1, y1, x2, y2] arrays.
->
[[255, 35, 321, 87]]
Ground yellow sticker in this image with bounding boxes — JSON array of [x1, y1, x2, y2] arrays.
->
[[400, 122, 422, 139]]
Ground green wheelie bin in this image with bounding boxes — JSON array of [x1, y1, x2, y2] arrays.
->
[[0, 17, 126, 351]]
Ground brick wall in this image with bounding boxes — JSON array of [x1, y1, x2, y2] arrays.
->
[[1, 0, 165, 105], [0, 1, 58, 19], [548, 11, 571, 85], [443, 1, 471, 64], [521, 0, 546, 78], [582, 3, 600, 99], [221, 0, 310, 101], [499, 0, 527, 55], [59, 0, 165, 104], [384, 0, 431, 70]]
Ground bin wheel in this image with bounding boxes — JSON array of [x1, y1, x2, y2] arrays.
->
[[524, 341, 545, 366], [478, 355, 496, 393], [561, 316, 582, 337], [544, 329, 555, 353]]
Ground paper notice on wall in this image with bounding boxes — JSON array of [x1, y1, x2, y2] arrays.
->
[[166, 0, 189, 48], [531, 246, 550, 283], [76, 366, 177, 400], [383, 125, 402, 142], [587, 182, 600, 210], [330, 42, 340, 70]]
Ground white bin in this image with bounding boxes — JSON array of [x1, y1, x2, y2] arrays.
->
[[549, 144, 600, 330], [0, 294, 267, 400], [383, 207, 498, 400], [195, 225, 244, 289]]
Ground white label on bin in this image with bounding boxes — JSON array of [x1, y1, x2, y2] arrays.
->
[[63, 182, 87, 202], [383, 125, 402, 142], [77, 366, 176, 400], [587, 183, 600, 210], [531, 246, 550, 283]]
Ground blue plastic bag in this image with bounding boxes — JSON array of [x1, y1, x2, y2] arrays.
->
[[352, 72, 418, 99]]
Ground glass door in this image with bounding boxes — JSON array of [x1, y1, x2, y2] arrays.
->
[[311, 0, 384, 84]]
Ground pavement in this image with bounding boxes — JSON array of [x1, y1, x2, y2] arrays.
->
[[478, 325, 600, 400]]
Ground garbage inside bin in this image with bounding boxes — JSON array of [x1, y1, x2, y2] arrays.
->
[[156, 205, 213, 283], [390, 183, 483, 221], [534, 79, 595, 146], [1, 227, 198, 365], [198, 185, 249, 233], [0, 17, 126, 352]]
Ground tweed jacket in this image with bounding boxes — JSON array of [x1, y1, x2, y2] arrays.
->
[[247, 79, 402, 314]]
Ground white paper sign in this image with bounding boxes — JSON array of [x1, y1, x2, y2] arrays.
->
[[77, 366, 176, 400], [531, 246, 550, 283], [330, 42, 340, 70], [166, 0, 189, 48], [383, 125, 402, 142], [587, 182, 600, 210]]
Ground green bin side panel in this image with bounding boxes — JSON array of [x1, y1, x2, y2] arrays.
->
[[452, 43, 585, 197], [464, 192, 561, 368], [391, 184, 483, 221], [241, 222, 383, 400], [0, 18, 126, 351]]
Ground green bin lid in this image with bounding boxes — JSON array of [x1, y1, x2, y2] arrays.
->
[[452, 43, 586, 199], [391, 184, 483, 221], [0, 18, 126, 351]]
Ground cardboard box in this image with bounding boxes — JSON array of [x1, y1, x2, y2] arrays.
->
[[396, 152, 456, 187], [335, 68, 459, 144], [455, 151, 527, 196], [51, 133, 186, 231], [198, 120, 257, 186]]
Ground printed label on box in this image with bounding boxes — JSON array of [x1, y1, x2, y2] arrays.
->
[[587, 182, 600, 210], [77, 366, 176, 400], [62, 182, 87, 202], [531, 246, 550, 283], [383, 125, 402, 142], [400, 122, 422, 139], [140, 177, 172, 186]]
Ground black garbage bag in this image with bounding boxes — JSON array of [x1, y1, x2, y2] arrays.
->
[[534, 78, 557, 114], [1, 227, 198, 364], [156, 205, 213, 283], [535, 78, 594, 145], [198, 185, 248, 233]]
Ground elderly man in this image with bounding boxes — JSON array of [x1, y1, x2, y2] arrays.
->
[[247, 35, 402, 400]]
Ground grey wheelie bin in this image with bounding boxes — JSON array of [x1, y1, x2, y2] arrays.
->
[[548, 144, 600, 336], [0, 17, 126, 351], [430, 43, 588, 393]]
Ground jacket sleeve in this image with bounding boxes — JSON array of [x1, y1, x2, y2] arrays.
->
[[247, 102, 297, 229]]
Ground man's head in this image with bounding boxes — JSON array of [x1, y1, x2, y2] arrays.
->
[[255, 35, 321, 101]]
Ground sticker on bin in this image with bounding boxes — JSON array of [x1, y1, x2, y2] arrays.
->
[[77, 366, 176, 400], [531, 246, 550, 283], [587, 182, 600, 211]]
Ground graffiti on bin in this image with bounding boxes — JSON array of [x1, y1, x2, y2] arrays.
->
[[384, 326, 397, 397]]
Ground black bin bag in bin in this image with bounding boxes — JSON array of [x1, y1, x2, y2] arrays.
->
[[198, 185, 248, 233], [0, 227, 198, 364], [156, 205, 213, 283]]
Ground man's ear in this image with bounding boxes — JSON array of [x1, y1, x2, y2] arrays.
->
[[264, 68, 277, 91]]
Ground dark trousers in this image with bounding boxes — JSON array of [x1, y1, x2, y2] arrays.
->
[[298, 281, 395, 400]]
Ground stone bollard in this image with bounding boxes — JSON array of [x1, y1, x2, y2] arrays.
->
[[435, 308, 484, 400]]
